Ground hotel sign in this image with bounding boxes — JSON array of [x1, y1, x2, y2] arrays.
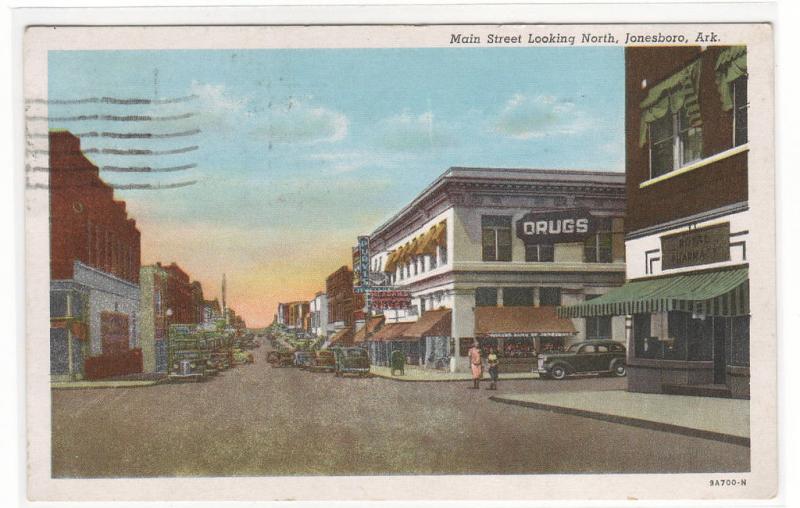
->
[[368, 290, 412, 310], [515, 209, 596, 244], [661, 223, 730, 270]]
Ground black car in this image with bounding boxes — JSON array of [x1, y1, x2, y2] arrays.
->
[[537, 340, 626, 380]]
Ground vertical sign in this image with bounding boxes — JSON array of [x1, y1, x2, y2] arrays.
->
[[357, 236, 371, 290]]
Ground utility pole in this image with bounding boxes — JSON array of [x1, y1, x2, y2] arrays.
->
[[222, 273, 228, 325]]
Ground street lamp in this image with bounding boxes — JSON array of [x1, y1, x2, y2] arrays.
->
[[165, 308, 174, 374]]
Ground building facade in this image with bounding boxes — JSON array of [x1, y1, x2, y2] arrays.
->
[[138, 264, 169, 373], [561, 46, 751, 399], [309, 292, 329, 338], [365, 167, 627, 372], [49, 131, 142, 380]]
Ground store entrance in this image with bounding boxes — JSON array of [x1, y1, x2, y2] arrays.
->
[[713, 317, 728, 384]]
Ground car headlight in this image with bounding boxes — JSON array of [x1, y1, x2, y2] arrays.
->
[[173, 363, 179, 369], [190, 362, 196, 368]]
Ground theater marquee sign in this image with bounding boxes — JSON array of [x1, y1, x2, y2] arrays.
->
[[515, 209, 596, 244], [661, 223, 731, 270]]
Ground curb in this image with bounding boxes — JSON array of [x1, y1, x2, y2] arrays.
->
[[51, 380, 161, 390], [489, 396, 750, 447], [370, 372, 539, 383]]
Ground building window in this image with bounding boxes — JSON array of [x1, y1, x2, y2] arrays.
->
[[584, 217, 613, 263], [649, 104, 704, 178], [429, 254, 437, 270], [503, 287, 534, 307], [539, 287, 561, 306], [732, 76, 748, 146], [728, 315, 750, 366], [475, 287, 498, 307], [50, 291, 68, 318], [585, 295, 612, 339], [439, 243, 448, 265], [525, 244, 554, 262], [482, 215, 512, 262]]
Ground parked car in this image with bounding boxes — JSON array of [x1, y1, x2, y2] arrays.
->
[[267, 349, 295, 368], [293, 351, 315, 369], [332, 347, 371, 377], [168, 349, 207, 382], [233, 348, 254, 365], [309, 350, 336, 372], [537, 340, 626, 380]]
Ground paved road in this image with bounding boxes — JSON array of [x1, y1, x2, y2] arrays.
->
[[51, 345, 749, 477]]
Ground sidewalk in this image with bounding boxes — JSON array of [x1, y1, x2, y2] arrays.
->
[[370, 365, 538, 382], [490, 390, 750, 446], [51, 373, 167, 390]]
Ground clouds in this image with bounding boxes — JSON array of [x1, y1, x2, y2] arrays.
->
[[376, 111, 456, 152], [253, 98, 348, 145], [492, 93, 591, 140]]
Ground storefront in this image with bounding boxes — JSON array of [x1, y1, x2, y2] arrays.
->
[[402, 309, 452, 368], [473, 306, 576, 372], [560, 265, 749, 398], [366, 322, 421, 366]]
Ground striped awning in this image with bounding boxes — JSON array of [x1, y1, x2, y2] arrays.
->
[[558, 267, 749, 318]]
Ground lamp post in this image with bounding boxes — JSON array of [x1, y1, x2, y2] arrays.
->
[[165, 308, 173, 373]]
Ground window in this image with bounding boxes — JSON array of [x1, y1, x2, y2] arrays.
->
[[525, 244, 554, 262], [539, 287, 561, 306], [732, 76, 748, 146], [584, 295, 612, 339], [584, 217, 613, 263], [482, 215, 512, 262], [649, 107, 704, 178], [475, 288, 498, 307], [438, 244, 448, 265], [503, 287, 534, 307], [729, 315, 750, 366], [579, 344, 596, 354], [633, 313, 655, 359], [429, 253, 437, 270], [50, 291, 68, 318]]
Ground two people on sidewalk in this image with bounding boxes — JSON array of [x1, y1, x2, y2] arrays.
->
[[468, 340, 499, 390]]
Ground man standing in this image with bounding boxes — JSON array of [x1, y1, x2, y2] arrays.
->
[[486, 347, 499, 390], [468, 340, 482, 389]]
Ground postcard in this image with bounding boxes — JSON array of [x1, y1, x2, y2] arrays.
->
[[19, 10, 777, 503]]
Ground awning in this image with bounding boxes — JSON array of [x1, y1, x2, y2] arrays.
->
[[352, 315, 385, 343], [639, 59, 702, 147], [328, 326, 354, 346], [558, 267, 749, 318], [369, 322, 414, 342], [403, 309, 452, 339], [474, 306, 576, 338], [715, 46, 747, 111]]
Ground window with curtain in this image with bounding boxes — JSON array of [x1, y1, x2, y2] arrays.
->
[[640, 59, 704, 179], [715, 46, 748, 147], [481, 215, 512, 262]]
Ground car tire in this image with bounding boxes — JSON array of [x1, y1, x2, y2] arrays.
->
[[551, 365, 567, 380], [611, 361, 627, 377]]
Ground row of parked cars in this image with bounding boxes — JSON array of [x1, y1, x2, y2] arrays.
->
[[267, 347, 371, 377], [168, 326, 259, 382]]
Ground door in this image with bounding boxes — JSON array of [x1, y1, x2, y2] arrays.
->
[[713, 317, 727, 384], [576, 344, 597, 372]]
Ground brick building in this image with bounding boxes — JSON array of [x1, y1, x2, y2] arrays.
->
[[49, 131, 142, 380]]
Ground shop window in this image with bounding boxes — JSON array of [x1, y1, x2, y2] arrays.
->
[[732, 76, 748, 146], [475, 287, 498, 307], [50, 291, 68, 318], [729, 315, 750, 366], [584, 218, 613, 263], [503, 287, 534, 307], [539, 287, 561, 306], [525, 244, 554, 262], [585, 296, 612, 340], [633, 313, 656, 359], [482, 215, 512, 262]]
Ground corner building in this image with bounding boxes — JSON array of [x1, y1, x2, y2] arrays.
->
[[366, 167, 626, 372], [561, 46, 751, 399]]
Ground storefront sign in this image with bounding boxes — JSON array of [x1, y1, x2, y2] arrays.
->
[[661, 223, 730, 269], [368, 290, 411, 310], [515, 208, 596, 244], [354, 236, 371, 288]]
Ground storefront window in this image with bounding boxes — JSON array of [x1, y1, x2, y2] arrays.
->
[[503, 287, 534, 306], [475, 287, 498, 307], [584, 295, 611, 340], [633, 313, 656, 359], [729, 315, 750, 366], [525, 244, 554, 262], [482, 215, 512, 262], [539, 287, 561, 306]]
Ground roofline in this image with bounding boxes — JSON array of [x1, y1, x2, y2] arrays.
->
[[369, 166, 625, 239]]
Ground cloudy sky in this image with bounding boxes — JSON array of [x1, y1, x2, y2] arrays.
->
[[47, 47, 624, 326]]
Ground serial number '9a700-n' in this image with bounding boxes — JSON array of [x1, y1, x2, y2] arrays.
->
[[709, 479, 747, 487]]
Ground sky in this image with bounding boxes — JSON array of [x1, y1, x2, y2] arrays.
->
[[47, 47, 624, 327]]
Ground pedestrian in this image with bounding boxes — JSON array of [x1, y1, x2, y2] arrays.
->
[[486, 347, 499, 390], [468, 340, 482, 389]]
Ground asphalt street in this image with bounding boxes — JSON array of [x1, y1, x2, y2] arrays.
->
[[51, 344, 749, 478]]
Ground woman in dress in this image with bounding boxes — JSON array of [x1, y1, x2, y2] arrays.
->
[[468, 340, 482, 389]]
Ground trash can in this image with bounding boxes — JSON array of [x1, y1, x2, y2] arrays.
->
[[390, 349, 405, 376]]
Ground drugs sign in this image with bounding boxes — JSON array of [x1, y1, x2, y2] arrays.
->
[[515, 209, 596, 244]]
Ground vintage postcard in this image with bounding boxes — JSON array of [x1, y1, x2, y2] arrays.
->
[[20, 9, 777, 503]]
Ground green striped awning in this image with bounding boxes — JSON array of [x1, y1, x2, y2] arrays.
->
[[558, 267, 749, 318]]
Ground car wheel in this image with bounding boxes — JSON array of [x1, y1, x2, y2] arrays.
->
[[612, 361, 627, 377], [551, 365, 567, 380]]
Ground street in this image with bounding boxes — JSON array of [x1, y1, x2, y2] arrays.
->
[[51, 344, 750, 478]]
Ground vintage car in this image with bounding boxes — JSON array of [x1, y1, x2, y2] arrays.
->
[[537, 340, 627, 380], [232, 348, 254, 365], [208, 351, 231, 371], [332, 347, 371, 377], [168, 349, 207, 382], [309, 350, 336, 372], [267, 349, 295, 368], [293, 351, 315, 369]]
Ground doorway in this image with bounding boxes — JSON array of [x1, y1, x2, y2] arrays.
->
[[713, 317, 728, 384]]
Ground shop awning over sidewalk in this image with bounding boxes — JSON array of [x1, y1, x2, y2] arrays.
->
[[352, 316, 385, 343], [370, 322, 414, 341], [403, 309, 452, 339], [328, 326, 354, 346], [558, 266, 749, 318], [475, 306, 576, 338]]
